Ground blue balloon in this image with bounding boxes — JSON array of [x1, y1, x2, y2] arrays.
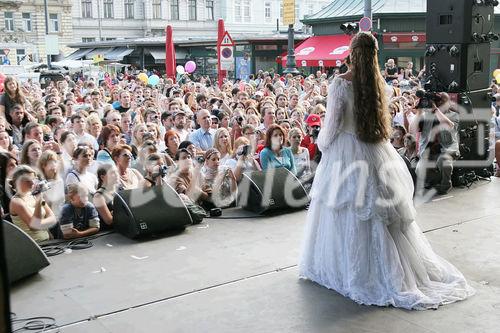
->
[[148, 74, 160, 86]]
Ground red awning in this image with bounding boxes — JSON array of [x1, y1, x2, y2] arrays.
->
[[382, 32, 426, 44], [282, 34, 352, 67]]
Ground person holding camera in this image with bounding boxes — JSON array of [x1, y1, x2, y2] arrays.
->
[[226, 137, 262, 182], [142, 153, 169, 188], [9, 165, 57, 242], [412, 92, 459, 195]]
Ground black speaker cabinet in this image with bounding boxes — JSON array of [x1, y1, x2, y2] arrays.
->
[[237, 168, 310, 214], [427, 0, 495, 44], [3, 222, 50, 284], [0, 221, 11, 333], [425, 43, 491, 92], [113, 184, 193, 239]]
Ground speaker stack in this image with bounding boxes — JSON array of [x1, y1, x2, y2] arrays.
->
[[425, 0, 498, 185]]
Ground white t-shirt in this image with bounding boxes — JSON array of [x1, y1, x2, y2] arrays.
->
[[65, 169, 98, 194]]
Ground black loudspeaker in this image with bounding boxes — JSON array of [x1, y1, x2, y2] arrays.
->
[[237, 168, 310, 214], [0, 221, 12, 333], [3, 222, 50, 284], [113, 184, 193, 239], [425, 43, 491, 92], [426, 0, 495, 44]]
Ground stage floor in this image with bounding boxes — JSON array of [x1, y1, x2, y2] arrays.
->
[[9, 179, 500, 333]]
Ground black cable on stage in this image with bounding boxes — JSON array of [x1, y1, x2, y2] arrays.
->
[[39, 231, 115, 257], [10, 312, 58, 332]]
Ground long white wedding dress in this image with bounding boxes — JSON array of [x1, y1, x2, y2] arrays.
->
[[299, 76, 475, 310]]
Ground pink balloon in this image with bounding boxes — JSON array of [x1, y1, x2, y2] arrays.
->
[[184, 61, 196, 74]]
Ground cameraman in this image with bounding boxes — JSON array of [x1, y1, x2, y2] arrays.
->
[[412, 92, 459, 195], [301, 114, 322, 164]]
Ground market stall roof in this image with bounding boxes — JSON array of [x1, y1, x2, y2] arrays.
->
[[281, 34, 351, 67]]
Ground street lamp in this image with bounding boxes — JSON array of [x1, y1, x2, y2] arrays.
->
[[44, 0, 51, 69], [283, 24, 299, 75]]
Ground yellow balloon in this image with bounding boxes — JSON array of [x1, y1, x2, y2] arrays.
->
[[138, 73, 148, 83], [495, 74, 500, 84], [494, 69, 500, 78]]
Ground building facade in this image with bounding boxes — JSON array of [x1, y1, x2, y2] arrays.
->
[[0, 0, 73, 65], [71, 0, 330, 43]]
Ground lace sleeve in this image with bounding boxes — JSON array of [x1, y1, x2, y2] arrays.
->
[[317, 77, 347, 152]]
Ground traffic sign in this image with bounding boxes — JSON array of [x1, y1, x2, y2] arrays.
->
[[220, 46, 234, 70], [359, 17, 372, 32], [220, 31, 234, 46]]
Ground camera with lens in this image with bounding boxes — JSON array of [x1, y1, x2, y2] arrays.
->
[[32, 180, 51, 196], [238, 144, 250, 156], [311, 126, 321, 140], [158, 165, 168, 177], [197, 156, 205, 164], [43, 133, 53, 142], [236, 116, 244, 126], [415, 89, 442, 109]]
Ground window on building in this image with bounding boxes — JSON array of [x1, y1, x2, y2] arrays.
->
[[49, 13, 59, 32], [235, 0, 242, 22], [104, 37, 116, 41], [82, 0, 92, 18], [4, 12, 14, 31], [124, 0, 134, 19], [82, 37, 96, 43], [295, 3, 300, 22], [188, 0, 197, 21], [16, 49, 25, 65], [103, 0, 114, 19], [22, 13, 32, 32], [243, 0, 251, 22], [171, 0, 179, 20], [265, 2, 271, 20], [152, 0, 161, 19], [206, 0, 214, 20], [280, 2, 283, 23]]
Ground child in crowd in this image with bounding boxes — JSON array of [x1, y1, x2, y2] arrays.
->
[[60, 183, 100, 239]]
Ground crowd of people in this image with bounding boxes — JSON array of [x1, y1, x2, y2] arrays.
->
[[0, 58, 497, 243]]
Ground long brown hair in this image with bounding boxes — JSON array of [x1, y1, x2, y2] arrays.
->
[[350, 32, 391, 143], [4, 76, 25, 104]]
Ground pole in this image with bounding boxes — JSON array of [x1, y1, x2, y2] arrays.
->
[[97, 0, 102, 41], [283, 24, 299, 75], [364, 0, 372, 21], [43, 0, 51, 69]]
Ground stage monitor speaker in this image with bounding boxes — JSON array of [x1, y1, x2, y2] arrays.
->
[[426, 0, 495, 44], [237, 168, 310, 214], [425, 43, 491, 92], [3, 222, 50, 284], [113, 184, 193, 239], [0, 221, 12, 333]]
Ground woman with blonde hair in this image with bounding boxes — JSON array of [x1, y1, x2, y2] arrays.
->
[[213, 127, 233, 166], [300, 32, 474, 310]]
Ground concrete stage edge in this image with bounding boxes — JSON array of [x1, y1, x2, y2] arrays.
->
[[9, 179, 500, 333]]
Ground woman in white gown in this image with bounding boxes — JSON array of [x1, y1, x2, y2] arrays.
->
[[299, 32, 475, 310]]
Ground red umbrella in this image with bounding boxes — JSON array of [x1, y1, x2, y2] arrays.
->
[[165, 25, 176, 82]]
